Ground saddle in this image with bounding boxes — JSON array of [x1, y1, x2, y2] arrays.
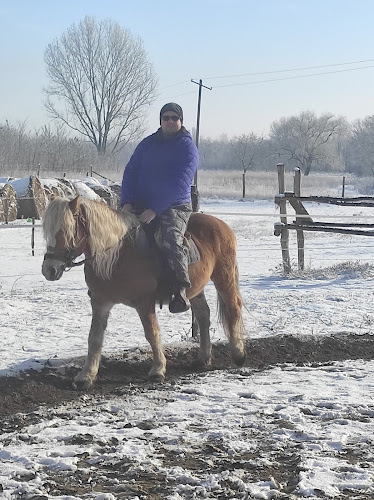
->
[[138, 224, 200, 265], [181, 231, 200, 265], [134, 223, 200, 309]]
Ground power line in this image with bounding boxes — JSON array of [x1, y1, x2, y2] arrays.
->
[[159, 58, 374, 97], [203, 58, 374, 80], [166, 90, 196, 98], [213, 64, 374, 89], [159, 80, 190, 91]]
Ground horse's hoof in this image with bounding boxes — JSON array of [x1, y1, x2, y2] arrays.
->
[[73, 378, 93, 391], [196, 358, 212, 370], [148, 372, 165, 383], [234, 352, 247, 367]]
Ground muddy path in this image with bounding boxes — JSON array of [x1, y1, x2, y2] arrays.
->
[[1, 332, 373, 419], [1, 333, 374, 499]]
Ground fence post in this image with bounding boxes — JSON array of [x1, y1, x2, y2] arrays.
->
[[31, 218, 35, 256], [277, 163, 291, 274], [4, 199, 9, 224], [294, 167, 305, 271]]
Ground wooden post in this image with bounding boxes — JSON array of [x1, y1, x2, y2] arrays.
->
[[242, 172, 246, 199], [4, 199, 9, 224], [342, 176, 346, 198], [294, 167, 305, 271], [277, 163, 291, 273], [31, 218, 35, 256]]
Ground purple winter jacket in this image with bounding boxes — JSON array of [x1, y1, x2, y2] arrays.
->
[[120, 127, 198, 214]]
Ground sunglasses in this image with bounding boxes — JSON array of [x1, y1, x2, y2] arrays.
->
[[162, 115, 180, 122]]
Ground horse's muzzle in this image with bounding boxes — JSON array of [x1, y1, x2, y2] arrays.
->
[[42, 257, 66, 281]]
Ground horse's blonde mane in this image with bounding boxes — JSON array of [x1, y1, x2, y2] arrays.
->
[[43, 197, 138, 280], [43, 197, 75, 247]]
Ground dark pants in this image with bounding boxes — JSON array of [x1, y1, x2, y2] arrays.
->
[[153, 203, 192, 291]]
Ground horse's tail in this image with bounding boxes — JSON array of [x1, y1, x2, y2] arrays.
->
[[216, 261, 246, 366]]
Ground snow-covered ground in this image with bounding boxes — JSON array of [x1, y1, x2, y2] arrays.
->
[[1, 199, 374, 499]]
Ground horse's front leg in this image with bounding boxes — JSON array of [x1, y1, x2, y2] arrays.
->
[[136, 299, 166, 382], [74, 297, 113, 390]]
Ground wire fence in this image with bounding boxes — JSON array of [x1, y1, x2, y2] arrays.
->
[[3, 209, 374, 284]]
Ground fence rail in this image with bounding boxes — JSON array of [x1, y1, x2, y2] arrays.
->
[[274, 163, 374, 273]]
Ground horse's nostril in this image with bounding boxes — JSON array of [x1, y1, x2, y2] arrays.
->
[[42, 261, 62, 281]]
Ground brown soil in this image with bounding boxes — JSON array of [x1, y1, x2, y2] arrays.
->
[[1, 333, 374, 499], [1, 332, 373, 418]]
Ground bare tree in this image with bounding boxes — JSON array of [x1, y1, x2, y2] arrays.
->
[[346, 116, 374, 176], [270, 111, 346, 175], [230, 133, 264, 197], [44, 16, 158, 154]]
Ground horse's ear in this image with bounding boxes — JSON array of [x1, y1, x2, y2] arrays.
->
[[69, 195, 81, 215]]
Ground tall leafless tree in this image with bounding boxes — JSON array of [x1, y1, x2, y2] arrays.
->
[[230, 133, 264, 171], [346, 116, 374, 176], [43, 16, 158, 154], [270, 111, 347, 175], [230, 133, 264, 197]]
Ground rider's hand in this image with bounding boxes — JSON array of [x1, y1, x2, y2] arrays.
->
[[139, 208, 156, 224], [122, 203, 133, 213]]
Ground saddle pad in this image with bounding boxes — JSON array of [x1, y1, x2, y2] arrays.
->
[[184, 232, 200, 264], [135, 226, 200, 264]]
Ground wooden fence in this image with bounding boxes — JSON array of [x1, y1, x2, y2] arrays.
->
[[274, 163, 374, 273]]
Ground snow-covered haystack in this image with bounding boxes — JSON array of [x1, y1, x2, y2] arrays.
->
[[0, 183, 17, 222], [80, 177, 118, 208], [71, 180, 102, 201], [109, 182, 122, 209], [57, 178, 79, 198], [41, 178, 79, 199], [10, 175, 47, 219]]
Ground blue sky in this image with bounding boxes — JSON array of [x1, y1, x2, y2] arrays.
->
[[1, 0, 374, 139]]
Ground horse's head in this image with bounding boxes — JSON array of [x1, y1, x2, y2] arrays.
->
[[42, 195, 89, 281]]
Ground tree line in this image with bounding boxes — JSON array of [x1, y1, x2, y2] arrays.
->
[[0, 120, 131, 178], [1, 110, 374, 178], [199, 111, 374, 177]]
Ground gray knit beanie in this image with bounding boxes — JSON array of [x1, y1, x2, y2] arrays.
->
[[160, 103, 183, 123]]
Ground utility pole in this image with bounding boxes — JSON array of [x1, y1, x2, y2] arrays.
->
[[191, 79, 212, 211], [190, 79, 212, 341]]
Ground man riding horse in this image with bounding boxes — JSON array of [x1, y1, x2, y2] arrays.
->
[[121, 103, 198, 314]]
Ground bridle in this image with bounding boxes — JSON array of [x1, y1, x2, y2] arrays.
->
[[43, 210, 91, 271]]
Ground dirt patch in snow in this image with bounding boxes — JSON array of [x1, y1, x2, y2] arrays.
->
[[1, 332, 373, 418], [1, 333, 374, 499]]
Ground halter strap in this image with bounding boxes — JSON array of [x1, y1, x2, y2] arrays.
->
[[44, 209, 90, 270]]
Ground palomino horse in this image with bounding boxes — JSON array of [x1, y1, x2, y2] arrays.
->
[[42, 196, 246, 389]]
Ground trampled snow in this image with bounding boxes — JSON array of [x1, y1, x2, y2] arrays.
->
[[0, 199, 374, 499]]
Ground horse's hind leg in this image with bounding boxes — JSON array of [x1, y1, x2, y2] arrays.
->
[[136, 300, 166, 382], [190, 291, 211, 367], [74, 297, 114, 390], [217, 289, 246, 366], [212, 266, 246, 367]]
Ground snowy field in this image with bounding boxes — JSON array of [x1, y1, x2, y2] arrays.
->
[[1, 199, 374, 499]]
